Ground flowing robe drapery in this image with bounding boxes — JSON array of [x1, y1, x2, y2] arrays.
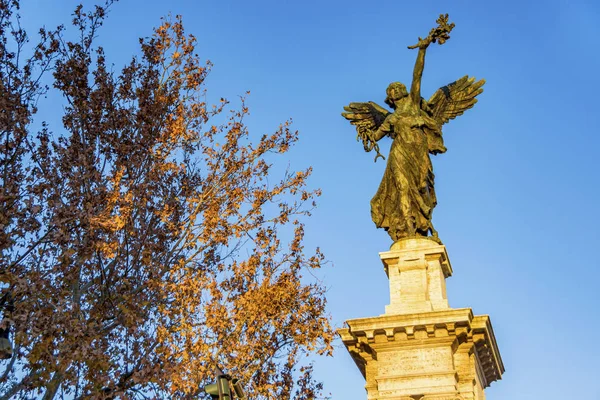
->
[[370, 110, 443, 241]]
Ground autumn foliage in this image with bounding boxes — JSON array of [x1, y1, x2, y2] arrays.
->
[[0, 1, 333, 398]]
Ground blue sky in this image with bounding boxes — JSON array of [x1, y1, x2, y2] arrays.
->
[[22, 0, 600, 398]]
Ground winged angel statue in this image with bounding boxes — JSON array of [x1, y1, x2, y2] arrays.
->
[[342, 14, 485, 243]]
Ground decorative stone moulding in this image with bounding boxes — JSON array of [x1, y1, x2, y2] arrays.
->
[[339, 309, 503, 399]]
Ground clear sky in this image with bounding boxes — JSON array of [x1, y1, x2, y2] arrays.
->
[[22, 0, 600, 398]]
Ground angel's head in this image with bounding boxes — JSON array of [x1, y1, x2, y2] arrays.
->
[[385, 82, 408, 109]]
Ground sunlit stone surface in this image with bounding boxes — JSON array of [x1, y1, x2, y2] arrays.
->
[[338, 238, 504, 399]]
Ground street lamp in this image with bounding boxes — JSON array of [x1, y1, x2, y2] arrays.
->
[[203, 367, 247, 400], [0, 293, 13, 360], [0, 326, 12, 360]]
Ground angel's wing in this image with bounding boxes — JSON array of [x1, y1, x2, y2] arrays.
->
[[341, 101, 390, 131], [427, 75, 485, 126]]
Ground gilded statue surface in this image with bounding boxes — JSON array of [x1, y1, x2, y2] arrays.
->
[[342, 14, 485, 244]]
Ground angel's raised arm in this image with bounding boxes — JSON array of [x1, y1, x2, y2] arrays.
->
[[409, 46, 427, 105], [408, 14, 455, 105]]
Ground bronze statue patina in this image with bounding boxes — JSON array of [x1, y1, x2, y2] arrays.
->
[[342, 14, 485, 244]]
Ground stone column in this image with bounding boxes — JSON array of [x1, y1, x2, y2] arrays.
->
[[339, 238, 504, 399]]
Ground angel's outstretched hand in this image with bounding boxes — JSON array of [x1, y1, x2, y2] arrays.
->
[[407, 36, 433, 50], [408, 14, 455, 50]]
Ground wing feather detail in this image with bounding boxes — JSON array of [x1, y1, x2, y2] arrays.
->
[[341, 101, 390, 130], [427, 75, 485, 126]]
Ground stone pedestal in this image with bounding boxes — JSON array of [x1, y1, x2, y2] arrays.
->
[[383, 238, 452, 315], [339, 238, 504, 399]]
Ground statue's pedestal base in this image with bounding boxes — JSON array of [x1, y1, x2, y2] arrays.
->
[[338, 309, 502, 399], [382, 238, 452, 315], [339, 239, 503, 399]]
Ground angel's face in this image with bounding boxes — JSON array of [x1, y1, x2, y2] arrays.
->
[[387, 83, 404, 101], [386, 82, 408, 109], [388, 87, 403, 101]]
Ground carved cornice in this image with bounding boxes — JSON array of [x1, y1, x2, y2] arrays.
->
[[337, 308, 504, 387], [472, 315, 505, 387]]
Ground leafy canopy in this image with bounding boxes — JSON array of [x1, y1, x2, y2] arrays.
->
[[0, 1, 333, 399]]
